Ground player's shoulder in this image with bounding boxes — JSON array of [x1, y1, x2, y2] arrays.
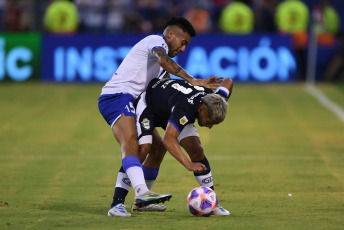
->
[[143, 34, 166, 43], [173, 79, 189, 84], [140, 34, 168, 52], [153, 78, 185, 86], [135, 34, 163, 44]]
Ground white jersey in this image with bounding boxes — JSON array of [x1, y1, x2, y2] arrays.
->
[[101, 34, 169, 99]]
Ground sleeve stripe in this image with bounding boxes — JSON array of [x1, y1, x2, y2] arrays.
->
[[215, 86, 230, 99], [168, 120, 181, 133], [159, 70, 167, 78], [219, 89, 228, 97], [151, 46, 166, 53]]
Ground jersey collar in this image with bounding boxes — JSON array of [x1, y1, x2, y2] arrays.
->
[[156, 33, 166, 42]]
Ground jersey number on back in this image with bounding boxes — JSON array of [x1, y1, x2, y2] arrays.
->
[[171, 83, 204, 94]]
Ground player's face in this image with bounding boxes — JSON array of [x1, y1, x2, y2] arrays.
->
[[166, 26, 191, 57], [197, 104, 216, 129]]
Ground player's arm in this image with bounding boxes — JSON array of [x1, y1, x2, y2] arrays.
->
[[214, 77, 234, 100], [162, 72, 171, 79], [153, 48, 222, 90], [162, 122, 206, 173]]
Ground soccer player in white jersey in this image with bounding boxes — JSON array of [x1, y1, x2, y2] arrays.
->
[[98, 16, 222, 217]]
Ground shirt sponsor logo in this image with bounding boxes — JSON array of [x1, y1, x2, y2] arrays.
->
[[179, 116, 188, 125], [187, 91, 206, 104], [141, 118, 150, 130], [162, 79, 173, 89], [202, 176, 213, 184], [122, 178, 131, 186]]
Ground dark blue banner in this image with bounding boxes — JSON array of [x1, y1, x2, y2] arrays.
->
[[42, 34, 296, 82]]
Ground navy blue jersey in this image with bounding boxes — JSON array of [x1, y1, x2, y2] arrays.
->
[[145, 78, 226, 133]]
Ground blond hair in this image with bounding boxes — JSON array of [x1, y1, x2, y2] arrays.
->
[[201, 94, 228, 123]]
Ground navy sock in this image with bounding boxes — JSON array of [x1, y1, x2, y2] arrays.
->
[[193, 156, 214, 191], [142, 166, 159, 180], [111, 166, 129, 207], [111, 187, 129, 207]]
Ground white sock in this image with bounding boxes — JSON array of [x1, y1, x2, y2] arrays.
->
[[195, 172, 214, 188], [125, 166, 149, 196], [145, 180, 155, 190], [115, 172, 131, 191]]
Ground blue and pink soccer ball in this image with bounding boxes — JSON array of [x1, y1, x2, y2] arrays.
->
[[187, 186, 218, 216]]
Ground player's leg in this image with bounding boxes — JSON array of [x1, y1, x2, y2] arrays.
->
[[131, 130, 167, 212], [98, 94, 136, 216], [99, 93, 147, 195], [115, 139, 167, 213], [108, 143, 153, 210], [141, 124, 204, 188], [131, 98, 172, 209], [107, 115, 145, 217], [142, 129, 166, 190], [179, 125, 230, 216], [109, 130, 153, 211], [112, 114, 151, 196], [133, 125, 199, 212], [99, 93, 171, 217], [109, 142, 153, 215], [179, 135, 214, 190]]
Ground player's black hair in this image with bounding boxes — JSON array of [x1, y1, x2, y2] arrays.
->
[[163, 16, 196, 37]]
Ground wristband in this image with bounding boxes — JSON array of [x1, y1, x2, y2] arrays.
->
[[215, 86, 230, 99]]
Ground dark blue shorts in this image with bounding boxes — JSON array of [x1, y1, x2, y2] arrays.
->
[[98, 93, 136, 127]]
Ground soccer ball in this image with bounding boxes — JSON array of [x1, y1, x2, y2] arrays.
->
[[187, 186, 218, 216]]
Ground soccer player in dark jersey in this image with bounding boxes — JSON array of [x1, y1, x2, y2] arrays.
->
[[114, 77, 233, 215]]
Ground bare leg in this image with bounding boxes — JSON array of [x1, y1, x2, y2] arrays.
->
[[111, 114, 149, 196], [142, 129, 166, 190], [180, 136, 213, 190], [180, 136, 204, 161], [111, 114, 139, 159], [143, 129, 166, 168]]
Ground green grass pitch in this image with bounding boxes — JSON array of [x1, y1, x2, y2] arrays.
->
[[0, 82, 343, 230]]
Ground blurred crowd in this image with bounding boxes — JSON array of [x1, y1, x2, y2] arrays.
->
[[0, 0, 342, 36], [1, 0, 343, 81]]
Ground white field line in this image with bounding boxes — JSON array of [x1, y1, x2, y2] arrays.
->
[[305, 84, 344, 123]]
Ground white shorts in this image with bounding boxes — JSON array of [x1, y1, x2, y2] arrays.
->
[[138, 123, 200, 145], [135, 92, 199, 145]]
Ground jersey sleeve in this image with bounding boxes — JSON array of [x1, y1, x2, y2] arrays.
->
[[147, 35, 168, 55], [168, 106, 194, 133]]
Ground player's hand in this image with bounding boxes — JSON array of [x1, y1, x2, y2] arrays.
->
[[191, 76, 223, 90], [185, 162, 207, 174]]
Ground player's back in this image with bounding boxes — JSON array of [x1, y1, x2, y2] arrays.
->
[[146, 78, 212, 122]]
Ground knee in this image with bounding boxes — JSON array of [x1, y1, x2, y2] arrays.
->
[[121, 135, 139, 157]]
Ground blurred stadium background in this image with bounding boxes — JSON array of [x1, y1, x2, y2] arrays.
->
[[0, 0, 344, 83], [1, 0, 344, 229]]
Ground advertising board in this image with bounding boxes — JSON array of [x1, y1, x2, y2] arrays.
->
[[41, 34, 296, 82], [0, 33, 41, 81]]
